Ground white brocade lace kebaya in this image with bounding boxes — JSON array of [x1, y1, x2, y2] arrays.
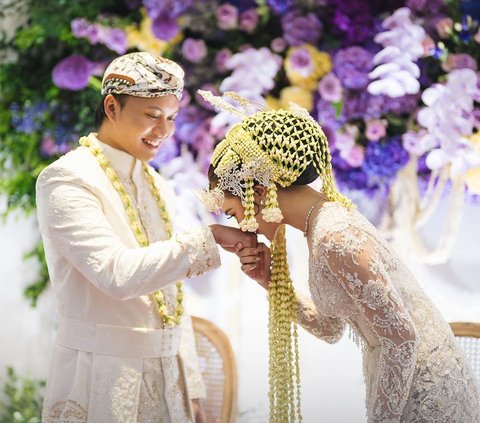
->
[[295, 202, 479, 423]]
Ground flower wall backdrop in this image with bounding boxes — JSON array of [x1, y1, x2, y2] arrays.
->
[[1, 0, 480, 304]]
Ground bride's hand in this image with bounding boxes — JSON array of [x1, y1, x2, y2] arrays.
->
[[235, 242, 271, 290]]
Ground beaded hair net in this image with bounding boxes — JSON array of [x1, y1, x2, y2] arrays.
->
[[198, 90, 353, 232], [102, 52, 184, 99]]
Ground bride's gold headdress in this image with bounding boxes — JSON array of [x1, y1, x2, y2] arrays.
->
[[198, 90, 352, 231], [199, 90, 352, 423]]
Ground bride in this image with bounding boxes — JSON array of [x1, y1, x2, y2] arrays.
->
[[198, 90, 479, 423]]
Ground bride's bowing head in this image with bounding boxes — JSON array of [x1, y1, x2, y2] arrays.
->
[[198, 90, 353, 240]]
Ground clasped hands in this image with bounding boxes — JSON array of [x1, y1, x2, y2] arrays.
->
[[210, 224, 271, 290]]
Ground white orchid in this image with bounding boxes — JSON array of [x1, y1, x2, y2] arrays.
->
[[416, 69, 480, 176], [368, 7, 426, 98]]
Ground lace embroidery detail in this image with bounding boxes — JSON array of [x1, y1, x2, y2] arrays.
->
[[45, 400, 87, 423], [296, 293, 344, 344], [305, 202, 479, 423], [111, 367, 140, 422], [176, 227, 220, 278], [162, 356, 193, 423]]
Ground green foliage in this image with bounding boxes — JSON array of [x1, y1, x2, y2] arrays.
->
[[0, 0, 135, 304], [0, 368, 44, 423]]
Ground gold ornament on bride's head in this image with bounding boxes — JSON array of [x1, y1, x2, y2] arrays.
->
[[198, 89, 353, 232]]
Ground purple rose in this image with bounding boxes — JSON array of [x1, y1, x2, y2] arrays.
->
[[240, 8, 259, 33], [103, 28, 128, 54], [271, 37, 287, 53], [365, 119, 387, 142], [181, 38, 207, 63], [216, 4, 239, 30], [281, 12, 323, 46], [318, 73, 342, 102], [52, 55, 95, 91], [442, 53, 478, 72], [215, 48, 233, 73], [152, 16, 180, 41], [288, 47, 313, 76], [340, 145, 365, 168]]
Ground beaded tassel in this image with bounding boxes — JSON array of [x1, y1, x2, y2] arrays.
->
[[262, 182, 284, 223], [268, 225, 302, 423]]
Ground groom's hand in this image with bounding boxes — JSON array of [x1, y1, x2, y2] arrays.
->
[[209, 224, 257, 253]]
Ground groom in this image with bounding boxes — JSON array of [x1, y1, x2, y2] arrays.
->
[[36, 52, 258, 422]]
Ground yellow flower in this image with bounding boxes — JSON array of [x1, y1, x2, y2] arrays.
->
[[279, 86, 314, 111], [284, 44, 332, 91], [266, 95, 281, 110], [469, 132, 480, 152], [466, 132, 480, 194], [126, 9, 170, 55]]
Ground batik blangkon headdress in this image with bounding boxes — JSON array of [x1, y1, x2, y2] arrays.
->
[[199, 90, 353, 232]]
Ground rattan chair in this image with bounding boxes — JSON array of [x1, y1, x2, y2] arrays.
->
[[192, 316, 237, 423], [449, 322, 480, 382]]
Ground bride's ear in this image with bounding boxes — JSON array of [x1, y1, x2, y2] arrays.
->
[[253, 185, 267, 204]]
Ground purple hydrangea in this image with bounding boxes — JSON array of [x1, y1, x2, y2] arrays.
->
[[281, 12, 323, 46], [174, 105, 209, 144], [333, 47, 374, 90], [363, 136, 409, 179], [152, 17, 180, 41], [150, 136, 180, 169], [267, 0, 295, 14], [142, 0, 192, 20], [52, 55, 95, 91], [316, 98, 344, 130], [71, 18, 89, 38], [103, 28, 128, 54], [143, 0, 192, 40], [10, 102, 48, 134], [329, 0, 376, 45]]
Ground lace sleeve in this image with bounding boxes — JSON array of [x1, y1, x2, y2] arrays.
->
[[323, 230, 419, 423], [35, 166, 221, 300], [296, 293, 345, 344]]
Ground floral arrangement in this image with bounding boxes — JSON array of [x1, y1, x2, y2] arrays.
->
[[1, 0, 479, 302]]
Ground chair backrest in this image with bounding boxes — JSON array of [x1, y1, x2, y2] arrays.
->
[[192, 316, 237, 423], [449, 322, 480, 382]]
